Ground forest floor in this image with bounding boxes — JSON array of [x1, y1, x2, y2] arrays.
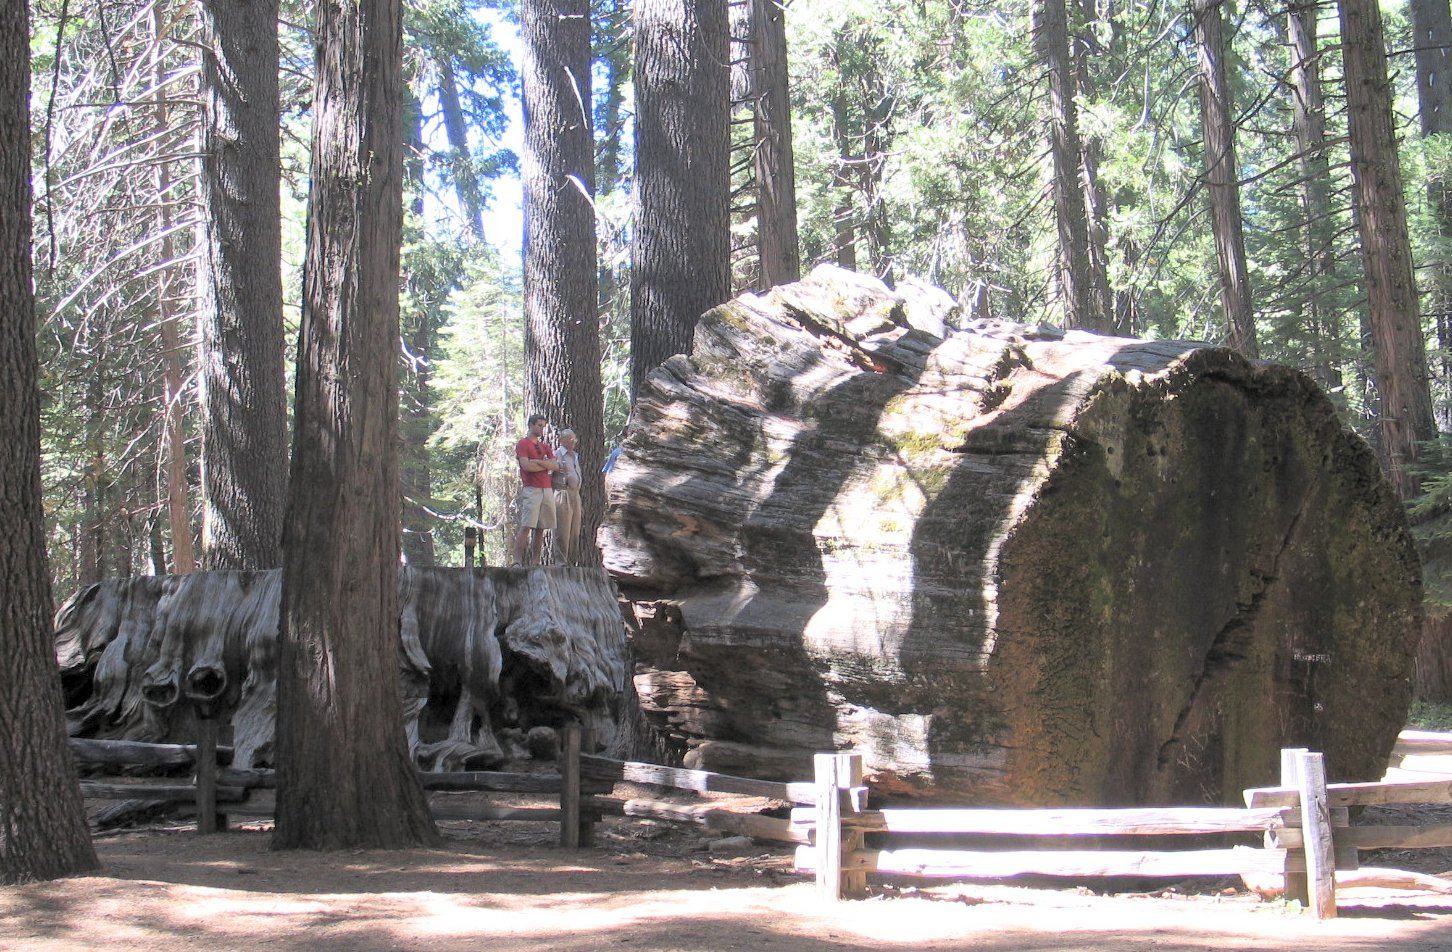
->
[[6, 782, 1452, 952]]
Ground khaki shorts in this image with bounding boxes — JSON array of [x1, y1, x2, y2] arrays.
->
[[518, 486, 557, 529]]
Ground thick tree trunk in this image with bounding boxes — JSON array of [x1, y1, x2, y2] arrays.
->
[[522, 0, 606, 563], [1340, 0, 1438, 499], [751, 0, 799, 289], [0, 0, 99, 881], [1192, 0, 1257, 358], [630, 0, 731, 400], [276, 0, 438, 850], [602, 266, 1421, 807], [196, 0, 287, 572]]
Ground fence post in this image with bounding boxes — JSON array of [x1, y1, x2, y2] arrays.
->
[[578, 725, 596, 847], [560, 722, 582, 849], [464, 527, 476, 567], [814, 751, 866, 901], [194, 705, 220, 835], [1267, 748, 1307, 905], [1295, 749, 1337, 920]]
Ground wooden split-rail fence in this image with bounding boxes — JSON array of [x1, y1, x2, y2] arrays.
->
[[72, 725, 1452, 920], [70, 723, 814, 850], [801, 737, 1452, 919]]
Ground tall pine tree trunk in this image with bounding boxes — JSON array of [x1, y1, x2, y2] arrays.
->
[[401, 92, 438, 568], [1036, 0, 1107, 332], [274, 0, 438, 850], [1288, 0, 1345, 396], [197, 0, 287, 571], [522, 0, 605, 563], [1192, 0, 1257, 358], [154, 0, 195, 575], [438, 58, 487, 242], [1340, 0, 1438, 498], [630, 0, 731, 399], [0, 0, 98, 883], [752, 0, 799, 289], [1071, 0, 1116, 333]]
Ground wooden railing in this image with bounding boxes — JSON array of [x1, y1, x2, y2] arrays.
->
[[71, 724, 615, 846], [70, 726, 812, 848], [798, 739, 1452, 920]]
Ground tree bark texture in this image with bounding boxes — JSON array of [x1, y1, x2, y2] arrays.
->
[[197, 0, 288, 572], [54, 567, 630, 771], [1288, 0, 1345, 396], [277, 0, 437, 849], [751, 0, 800, 290], [1412, 0, 1452, 430], [153, 1, 195, 575], [1035, 0, 1105, 333], [1340, 0, 1438, 498], [522, 0, 606, 563], [0, 0, 99, 881], [1192, 0, 1257, 359], [630, 0, 731, 400], [1070, 0, 1116, 334], [601, 266, 1422, 806], [401, 93, 439, 568], [1413, 0, 1452, 135]]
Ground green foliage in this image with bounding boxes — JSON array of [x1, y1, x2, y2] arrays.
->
[[1407, 698, 1452, 731]]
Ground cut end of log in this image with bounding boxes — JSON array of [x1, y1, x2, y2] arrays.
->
[[604, 266, 1421, 806]]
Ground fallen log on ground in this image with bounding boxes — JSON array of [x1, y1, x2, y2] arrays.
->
[[603, 265, 1422, 806]]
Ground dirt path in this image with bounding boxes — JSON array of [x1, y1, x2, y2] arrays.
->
[[5, 816, 1452, 952]]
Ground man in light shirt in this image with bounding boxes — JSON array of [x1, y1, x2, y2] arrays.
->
[[553, 428, 583, 564]]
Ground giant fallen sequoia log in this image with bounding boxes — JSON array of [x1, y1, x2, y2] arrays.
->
[[602, 265, 1422, 807], [54, 566, 629, 771]]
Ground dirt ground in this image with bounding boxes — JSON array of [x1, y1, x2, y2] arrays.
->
[[8, 791, 1452, 952]]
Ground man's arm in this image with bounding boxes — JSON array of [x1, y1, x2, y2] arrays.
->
[[517, 449, 560, 472]]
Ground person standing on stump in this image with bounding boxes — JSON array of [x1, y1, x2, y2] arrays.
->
[[513, 413, 560, 566], [553, 428, 583, 564]]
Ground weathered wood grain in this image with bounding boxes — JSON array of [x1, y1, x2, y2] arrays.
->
[[604, 265, 1421, 806]]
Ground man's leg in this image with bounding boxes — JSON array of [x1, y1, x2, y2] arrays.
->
[[515, 487, 542, 565], [566, 489, 582, 563], [528, 527, 545, 565]]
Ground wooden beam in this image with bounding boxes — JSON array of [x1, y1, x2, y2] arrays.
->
[[560, 723, 582, 849], [788, 805, 1292, 836], [80, 782, 246, 801], [582, 754, 812, 803], [70, 737, 234, 766], [1296, 750, 1337, 920], [611, 797, 805, 844], [1246, 778, 1452, 809], [794, 845, 1299, 879]]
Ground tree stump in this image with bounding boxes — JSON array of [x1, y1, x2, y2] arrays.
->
[[54, 566, 630, 772], [602, 265, 1422, 806]]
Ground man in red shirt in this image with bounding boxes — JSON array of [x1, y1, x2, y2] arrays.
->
[[513, 413, 561, 566]]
